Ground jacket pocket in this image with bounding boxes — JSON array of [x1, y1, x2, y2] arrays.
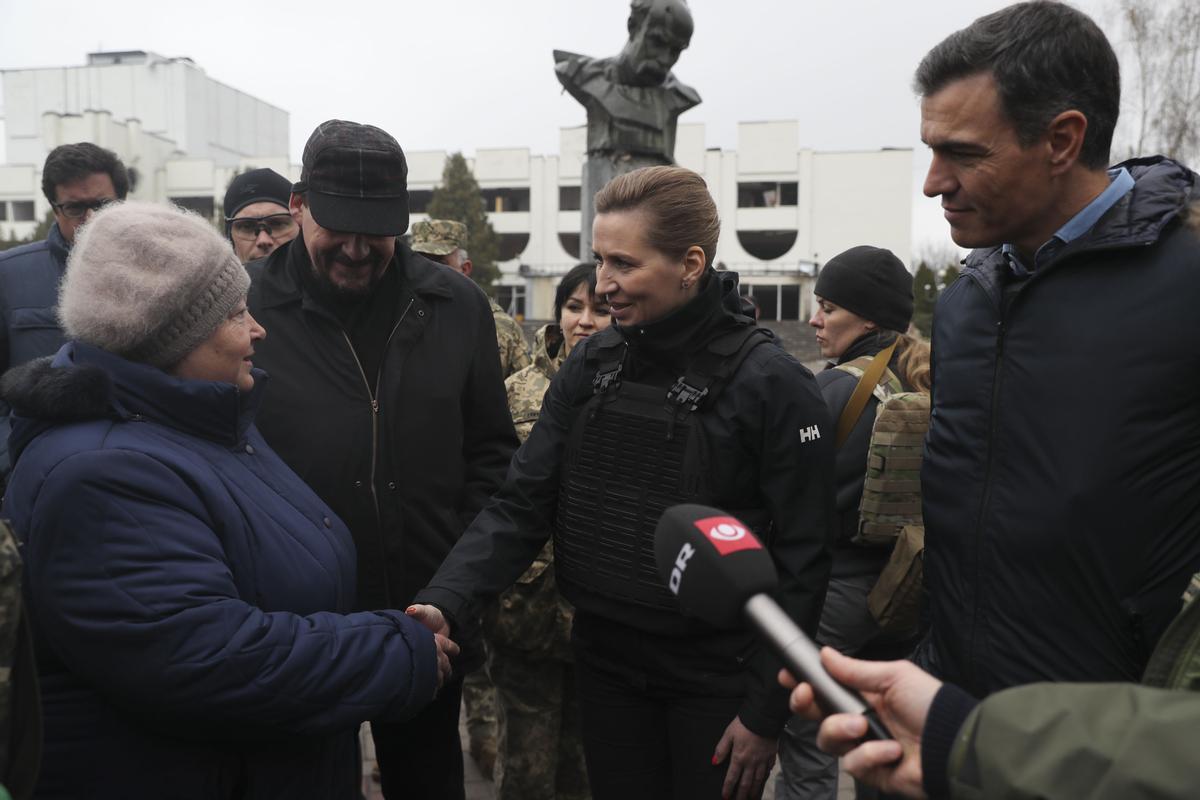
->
[[10, 307, 59, 330]]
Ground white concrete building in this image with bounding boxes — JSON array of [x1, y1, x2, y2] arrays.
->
[[1, 54, 911, 323], [408, 122, 912, 322], [0, 51, 290, 240]]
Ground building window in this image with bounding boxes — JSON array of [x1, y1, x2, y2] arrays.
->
[[780, 284, 800, 321], [409, 190, 433, 214], [743, 284, 804, 321], [171, 196, 215, 220], [737, 230, 797, 261], [559, 186, 581, 211], [737, 181, 799, 208], [750, 285, 779, 321], [497, 233, 530, 261], [480, 188, 531, 213], [0, 203, 8, 221], [559, 232, 581, 259], [495, 284, 526, 318], [11, 201, 35, 222]]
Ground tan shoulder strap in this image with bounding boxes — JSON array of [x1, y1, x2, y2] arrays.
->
[[834, 338, 899, 448]]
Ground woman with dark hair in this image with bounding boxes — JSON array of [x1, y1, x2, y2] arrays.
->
[[776, 245, 930, 800], [506, 263, 611, 440], [411, 165, 835, 800], [1, 202, 455, 799], [485, 262, 610, 800]]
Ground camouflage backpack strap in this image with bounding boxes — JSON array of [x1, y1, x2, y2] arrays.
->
[[833, 338, 900, 448], [834, 358, 903, 405]]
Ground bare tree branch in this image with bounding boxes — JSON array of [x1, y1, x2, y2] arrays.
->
[[1112, 0, 1200, 164]]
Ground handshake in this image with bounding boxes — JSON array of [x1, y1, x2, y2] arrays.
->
[[406, 604, 457, 690]]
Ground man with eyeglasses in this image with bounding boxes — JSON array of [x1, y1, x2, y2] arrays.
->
[[0, 142, 129, 484], [223, 167, 298, 263]]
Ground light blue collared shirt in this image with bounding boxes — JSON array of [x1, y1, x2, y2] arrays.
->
[[1003, 167, 1135, 277]]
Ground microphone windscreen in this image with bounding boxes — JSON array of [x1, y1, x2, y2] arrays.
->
[[654, 503, 779, 627]]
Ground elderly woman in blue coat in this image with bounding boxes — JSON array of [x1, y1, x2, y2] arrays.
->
[[1, 202, 455, 799]]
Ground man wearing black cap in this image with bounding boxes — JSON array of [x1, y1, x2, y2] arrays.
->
[[246, 119, 519, 800], [223, 167, 297, 263]]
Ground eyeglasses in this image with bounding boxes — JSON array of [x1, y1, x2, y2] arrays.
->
[[51, 198, 116, 220], [228, 213, 298, 242]]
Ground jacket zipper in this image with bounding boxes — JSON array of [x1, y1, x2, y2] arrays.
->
[[963, 262, 1043, 687], [968, 310, 1004, 689], [338, 297, 415, 609], [960, 235, 1164, 687]]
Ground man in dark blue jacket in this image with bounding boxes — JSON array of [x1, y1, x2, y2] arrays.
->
[[0, 142, 128, 482], [915, 1, 1200, 698]]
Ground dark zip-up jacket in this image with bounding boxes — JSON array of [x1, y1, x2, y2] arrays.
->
[[416, 271, 836, 735], [246, 238, 519, 614], [0, 221, 71, 482], [917, 156, 1200, 696]]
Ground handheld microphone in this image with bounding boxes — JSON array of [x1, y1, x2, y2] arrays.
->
[[654, 503, 890, 741]]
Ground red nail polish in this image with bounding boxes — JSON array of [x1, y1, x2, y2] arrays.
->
[[711, 754, 719, 766]]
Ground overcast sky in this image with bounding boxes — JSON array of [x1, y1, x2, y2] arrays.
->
[[0, 0, 1116, 254]]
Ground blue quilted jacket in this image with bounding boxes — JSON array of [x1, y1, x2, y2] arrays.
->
[[0, 221, 71, 482], [2, 342, 439, 798]]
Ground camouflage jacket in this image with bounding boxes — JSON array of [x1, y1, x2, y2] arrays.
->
[[484, 324, 573, 659], [491, 300, 531, 380], [940, 571, 1200, 799], [505, 324, 564, 443]]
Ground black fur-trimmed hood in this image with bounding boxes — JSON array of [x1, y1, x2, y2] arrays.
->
[[1, 357, 115, 422], [1, 342, 265, 466]]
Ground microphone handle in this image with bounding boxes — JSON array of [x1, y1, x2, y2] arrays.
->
[[744, 593, 891, 741]]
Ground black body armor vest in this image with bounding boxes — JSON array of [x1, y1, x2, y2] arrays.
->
[[554, 325, 772, 619]]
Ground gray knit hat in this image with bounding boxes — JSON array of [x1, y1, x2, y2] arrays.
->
[[60, 201, 251, 368]]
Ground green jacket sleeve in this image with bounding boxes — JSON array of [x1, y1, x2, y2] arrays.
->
[[946, 682, 1200, 799]]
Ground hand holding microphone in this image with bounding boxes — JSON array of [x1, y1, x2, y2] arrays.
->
[[653, 504, 891, 742], [781, 650, 937, 798]]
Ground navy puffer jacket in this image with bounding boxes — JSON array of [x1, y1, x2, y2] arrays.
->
[[918, 157, 1200, 696], [2, 342, 439, 799], [0, 221, 71, 482]]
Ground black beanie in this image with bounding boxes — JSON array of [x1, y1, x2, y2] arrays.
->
[[814, 245, 913, 332], [223, 168, 293, 221]]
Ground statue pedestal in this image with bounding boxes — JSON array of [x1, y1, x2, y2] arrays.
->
[[579, 152, 668, 261]]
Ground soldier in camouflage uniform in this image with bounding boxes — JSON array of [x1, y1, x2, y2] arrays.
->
[[411, 219, 530, 379], [486, 263, 608, 800]]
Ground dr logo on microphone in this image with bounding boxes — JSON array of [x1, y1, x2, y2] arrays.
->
[[694, 516, 761, 555]]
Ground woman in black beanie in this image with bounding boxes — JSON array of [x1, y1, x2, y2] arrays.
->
[[776, 245, 931, 800]]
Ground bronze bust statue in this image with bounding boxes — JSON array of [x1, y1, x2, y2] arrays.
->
[[555, 0, 701, 259], [554, 0, 700, 165]]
